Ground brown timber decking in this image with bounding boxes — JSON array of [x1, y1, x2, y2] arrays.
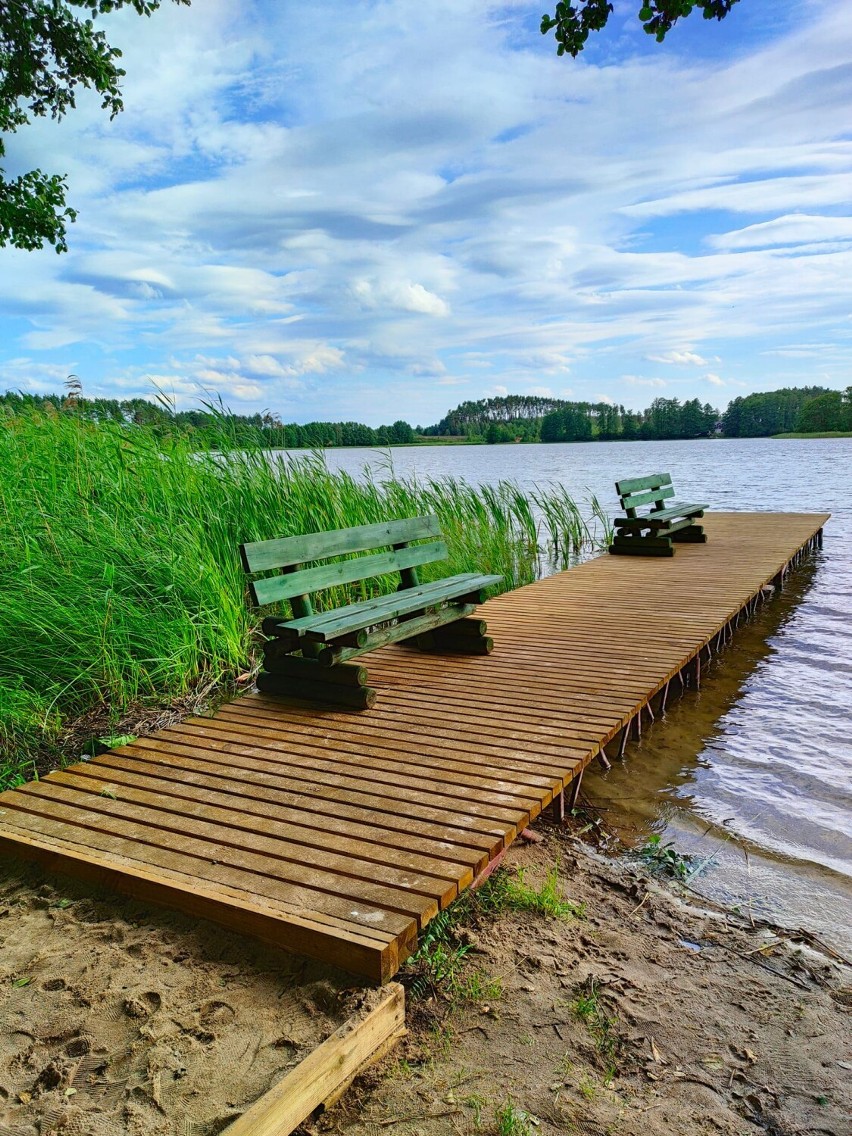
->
[[0, 512, 829, 982]]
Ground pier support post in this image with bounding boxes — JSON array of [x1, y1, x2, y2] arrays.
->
[[617, 723, 630, 759], [549, 788, 565, 823], [658, 681, 669, 715], [567, 770, 583, 810]]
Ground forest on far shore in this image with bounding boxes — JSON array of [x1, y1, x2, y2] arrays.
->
[[1, 384, 849, 448]]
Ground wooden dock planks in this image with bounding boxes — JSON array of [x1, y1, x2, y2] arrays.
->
[[0, 512, 829, 982]]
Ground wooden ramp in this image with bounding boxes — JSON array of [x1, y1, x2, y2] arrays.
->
[[0, 513, 828, 982]]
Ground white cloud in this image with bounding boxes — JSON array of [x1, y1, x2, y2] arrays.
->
[[703, 372, 726, 386], [624, 376, 667, 388], [351, 279, 450, 317], [709, 214, 852, 250], [646, 350, 708, 366]]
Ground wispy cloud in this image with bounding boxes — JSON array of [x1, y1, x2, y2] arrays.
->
[[624, 375, 668, 388]]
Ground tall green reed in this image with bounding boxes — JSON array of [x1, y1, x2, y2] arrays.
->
[[0, 410, 603, 784]]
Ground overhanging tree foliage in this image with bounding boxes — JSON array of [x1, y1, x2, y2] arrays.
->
[[0, 0, 189, 253], [541, 0, 741, 57]]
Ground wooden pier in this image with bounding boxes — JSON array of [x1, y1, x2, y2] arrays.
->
[[0, 513, 828, 982]]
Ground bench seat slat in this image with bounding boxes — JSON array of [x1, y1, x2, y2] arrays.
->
[[241, 516, 441, 573], [614, 501, 708, 529], [272, 573, 501, 642], [303, 574, 503, 641], [251, 540, 448, 606], [279, 573, 498, 635]]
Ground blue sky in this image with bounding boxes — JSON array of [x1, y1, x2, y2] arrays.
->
[[1, 0, 851, 426]]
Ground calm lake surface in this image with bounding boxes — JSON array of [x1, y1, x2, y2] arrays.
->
[[314, 438, 852, 953]]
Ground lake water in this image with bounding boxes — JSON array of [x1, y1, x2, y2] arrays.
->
[[314, 438, 852, 954]]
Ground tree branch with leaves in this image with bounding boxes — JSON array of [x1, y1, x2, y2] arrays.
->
[[0, 0, 189, 253], [541, 0, 740, 57]]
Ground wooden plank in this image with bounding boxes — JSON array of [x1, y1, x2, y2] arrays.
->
[[619, 484, 676, 510], [251, 541, 447, 605], [4, 787, 442, 924], [223, 984, 406, 1136], [261, 657, 369, 685], [613, 516, 698, 535], [0, 828, 405, 982], [615, 472, 671, 493], [220, 700, 589, 764], [240, 516, 441, 572], [58, 760, 488, 875], [149, 723, 550, 813], [610, 541, 674, 557], [124, 733, 530, 829], [294, 574, 502, 640], [315, 603, 478, 665], [256, 675, 377, 708], [218, 701, 579, 778], [99, 745, 511, 852], [48, 768, 475, 890]]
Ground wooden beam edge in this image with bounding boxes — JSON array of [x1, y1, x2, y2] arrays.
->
[[223, 983, 406, 1136], [0, 829, 405, 983]]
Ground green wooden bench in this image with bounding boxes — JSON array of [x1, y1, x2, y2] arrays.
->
[[240, 516, 502, 709], [609, 473, 708, 557]]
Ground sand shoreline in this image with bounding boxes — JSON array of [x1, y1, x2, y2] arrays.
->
[[1, 821, 849, 1135]]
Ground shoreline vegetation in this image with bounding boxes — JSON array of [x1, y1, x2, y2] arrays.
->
[[3, 384, 851, 450], [0, 408, 610, 788]]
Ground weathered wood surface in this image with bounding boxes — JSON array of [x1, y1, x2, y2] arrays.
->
[[0, 513, 828, 982], [223, 984, 406, 1136]]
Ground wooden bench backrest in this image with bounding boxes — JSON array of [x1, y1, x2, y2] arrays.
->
[[615, 473, 675, 516], [240, 516, 447, 606]]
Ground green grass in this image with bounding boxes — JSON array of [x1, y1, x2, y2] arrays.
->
[[0, 409, 605, 785], [572, 979, 620, 1083], [477, 864, 585, 920], [772, 431, 852, 439], [494, 1100, 539, 1136], [403, 862, 582, 1001]]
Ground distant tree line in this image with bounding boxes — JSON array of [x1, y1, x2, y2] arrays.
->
[[794, 388, 852, 433], [426, 395, 719, 443], [722, 387, 828, 436], [541, 397, 718, 442], [0, 391, 415, 447], [430, 387, 851, 443], [423, 395, 567, 439], [1, 383, 848, 447]]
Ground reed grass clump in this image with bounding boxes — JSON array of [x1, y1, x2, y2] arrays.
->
[[0, 409, 604, 785]]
